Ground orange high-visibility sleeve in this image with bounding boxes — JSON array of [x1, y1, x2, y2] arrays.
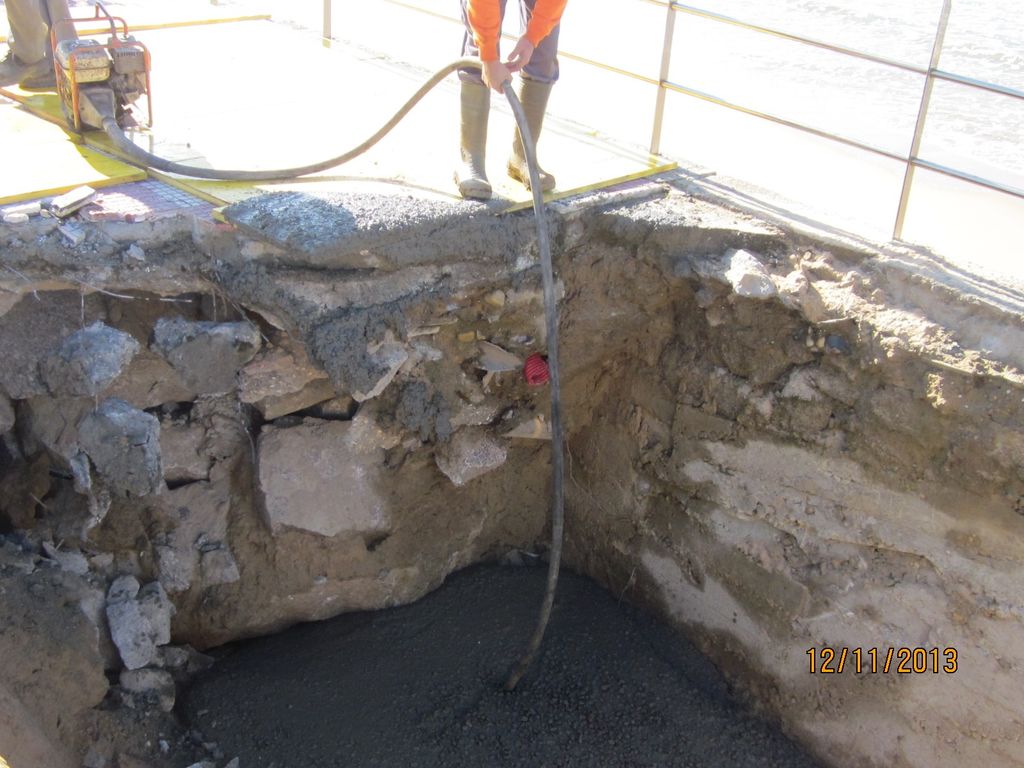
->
[[466, 0, 568, 62]]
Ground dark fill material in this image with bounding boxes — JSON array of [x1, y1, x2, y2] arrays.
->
[[184, 566, 821, 768]]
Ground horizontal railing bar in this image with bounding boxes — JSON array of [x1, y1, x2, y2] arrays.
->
[[668, 2, 928, 77], [931, 70, 1024, 101], [380, 0, 658, 86], [660, 79, 907, 162], [646, 0, 1024, 104], [911, 158, 1024, 200]]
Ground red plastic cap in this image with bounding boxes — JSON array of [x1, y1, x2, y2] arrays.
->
[[524, 353, 549, 387]]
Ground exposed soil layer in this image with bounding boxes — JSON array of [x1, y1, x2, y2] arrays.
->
[[183, 564, 821, 768]]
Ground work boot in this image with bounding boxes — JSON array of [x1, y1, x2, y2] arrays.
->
[[455, 81, 492, 200], [0, 49, 56, 90], [507, 79, 556, 193], [19, 57, 57, 90]]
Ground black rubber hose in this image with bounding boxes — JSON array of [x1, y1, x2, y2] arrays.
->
[[501, 84, 564, 692], [101, 58, 479, 182], [102, 57, 565, 688]]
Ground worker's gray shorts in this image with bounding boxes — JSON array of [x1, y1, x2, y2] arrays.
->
[[458, 0, 560, 86]]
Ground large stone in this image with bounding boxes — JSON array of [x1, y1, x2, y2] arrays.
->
[[239, 345, 335, 420], [40, 322, 140, 397], [435, 428, 508, 487], [105, 351, 195, 409], [257, 418, 392, 537], [160, 421, 211, 484], [0, 569, 107, 768], [0, 291, 104, 398], [153, 476, 232, 594], [0, 393, 14, 434], [78, 399, 162, 498], [151, 317, 261, 395], [19, 396, 92, 461], [105, 576, 175, 670]]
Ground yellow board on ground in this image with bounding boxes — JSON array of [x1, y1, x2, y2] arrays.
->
[[0, 96, 145, 205], [2, 19, 674, 212]]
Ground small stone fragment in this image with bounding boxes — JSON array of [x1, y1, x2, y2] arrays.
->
[[724, 249, 776, 299], [120, 668, 176, 712], [42, 541, 90, 575], [152, 317, 262, 395], [200, 547, 241, 586], [476, 341, 522, 372], [435, 428, 508, 486], [484, 290, 506, 308], [106, 577, 175, 670], [40, 321, 140, 397], [457, 331, 477, 344], [351, 339, 408, 402], [126, 243, 146, 261]]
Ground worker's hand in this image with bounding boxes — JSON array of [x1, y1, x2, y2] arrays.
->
[[482, 59, 513, 94], [506, 37, 535, 73]]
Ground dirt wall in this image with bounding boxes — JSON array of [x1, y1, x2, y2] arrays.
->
[[0, 185, 1021, 767]]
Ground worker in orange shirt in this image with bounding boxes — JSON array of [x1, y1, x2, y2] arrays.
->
[[457, 0, 568, 200], [0, 0, 74, 90]]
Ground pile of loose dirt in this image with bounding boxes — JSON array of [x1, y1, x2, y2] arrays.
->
[[184, 565, 820, 768]]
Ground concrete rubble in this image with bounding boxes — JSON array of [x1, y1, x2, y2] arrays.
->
[[0, 180, 1020, 768]]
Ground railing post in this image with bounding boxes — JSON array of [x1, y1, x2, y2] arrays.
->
[[323, 0, 332, 44], [893, 0, 952, 241], [650, 2, 677, 156]]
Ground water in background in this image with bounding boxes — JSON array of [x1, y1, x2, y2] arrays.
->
[[688, 0, 1023, 188]]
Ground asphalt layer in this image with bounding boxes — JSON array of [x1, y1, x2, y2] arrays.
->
[[183, 565, 822, 768]]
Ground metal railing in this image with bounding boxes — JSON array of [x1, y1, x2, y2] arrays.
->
[[648, 0, 1024, 240], [325, 0, 1024, 242]]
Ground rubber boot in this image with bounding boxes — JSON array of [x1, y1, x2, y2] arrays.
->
[[508, 79, 556, 192], [455, 81, 492, 200]]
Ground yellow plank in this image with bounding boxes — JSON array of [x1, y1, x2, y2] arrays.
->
[[500, 158, 677, 214], [0, 100, 145, 205]]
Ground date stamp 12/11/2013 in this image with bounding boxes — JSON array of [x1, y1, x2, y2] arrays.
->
[[806, 647, 958, 674]]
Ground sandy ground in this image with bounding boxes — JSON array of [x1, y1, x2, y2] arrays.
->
[[183, 565, 821, 768]]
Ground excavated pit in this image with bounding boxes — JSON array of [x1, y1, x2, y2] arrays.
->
[[0, 181, 1022, 768]]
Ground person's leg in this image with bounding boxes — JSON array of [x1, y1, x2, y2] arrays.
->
[[507, 0, 559, 191], [1, 0, 70, 88], [5, 0, 50, 65], [455, 0, 507, 200]]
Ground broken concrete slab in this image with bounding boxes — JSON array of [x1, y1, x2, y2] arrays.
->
[[257, 418, 392, 538], [151, 318, 261, 395], [40, 322, 140, 397], [105, 577, 175, 671], [435, 428, 508, 487], [239, 345, 335, 420], [78, 399, 162, 498], [221, 190, 548, 271]]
